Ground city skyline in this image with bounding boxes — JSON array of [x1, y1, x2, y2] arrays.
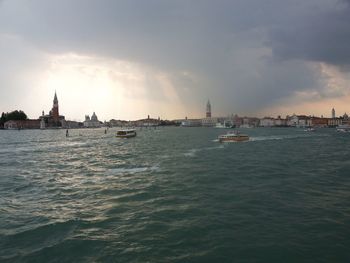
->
[[1, 0, 350, 120], [2, 90, 345, 123]]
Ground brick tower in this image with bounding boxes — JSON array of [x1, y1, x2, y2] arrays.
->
[[52, 91, 59, 122], [206, 100, 211, 118]]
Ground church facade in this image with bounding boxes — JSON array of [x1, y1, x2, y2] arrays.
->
[[39, 92, 65, 128], [83, 112, 101, 128]]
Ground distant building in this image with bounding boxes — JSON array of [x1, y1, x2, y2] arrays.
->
[[202, 117, 217, 127], [128, 116, 161, 127], [84, 112, 101, 128], [258, 116, 287, 127], [242, 117, 260, 128], [332, 108, 336, 119], [259, 117, 275, 127], [109, 119, 128, 127], [341, 113, 350, 125], [328, 117, 342, 127], [4, 119, 40, 129], [232, 114, 243, 127], [63, 120, 82, 129], [39, 91, 65, 128], [310, 117, 328, 127], [287, 114, 298, 127], [181, 119, 202, 127], [274, 116, 287, 127], [286, 114, 311, 127], [206, 100, 211, 118], [202, 100, 217, 126], [297, 115, 311, 127]]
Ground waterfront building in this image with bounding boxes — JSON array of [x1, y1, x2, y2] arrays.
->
[[4, 119, 40, 129], [132, 115, 161, 127], [259, 117, 275, 127], [274, 116, 287, 127], [310, 117, 328, 127], [287, 114, 298, 127], [242, 117, 260, 128], [181, 117, 202, 127], [259, 116, 287, 127], [201, 117, 217, 127], [297, 115, 311, 127], [286, 114, 311, 127], [64, 120, 82, 129], [39, 91, 65, 128], [232, 114, 243, 128], [109, 119, 128, 127], [84, 112, 101, 128], [328, 117, 342, 127]]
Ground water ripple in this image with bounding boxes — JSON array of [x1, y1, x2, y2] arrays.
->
[[1, 127, 350, 262]]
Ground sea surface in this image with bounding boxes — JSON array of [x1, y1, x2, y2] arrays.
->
[[0, 127, 350, 262]]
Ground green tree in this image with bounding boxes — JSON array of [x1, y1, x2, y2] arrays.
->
[[0, 110, 28, 124], [6, 110, 28, 121]]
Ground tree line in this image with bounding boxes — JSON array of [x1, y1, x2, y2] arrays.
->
[[0, 110, 28, 128]]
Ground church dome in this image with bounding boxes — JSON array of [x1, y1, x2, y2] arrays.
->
[[91, 112, 98, 122]]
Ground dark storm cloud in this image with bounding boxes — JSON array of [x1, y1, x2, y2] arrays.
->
[[0, 0, 349, 115], [269, 0, 350, 68]]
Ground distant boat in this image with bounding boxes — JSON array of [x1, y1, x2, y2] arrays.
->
[[304, 127, 315, 132], [218, 131, 249, 142], [215, 121, 234, 129], [215, 123, 226, 128], [116, 129, 137, 138], [336, 124, 350, 133], [240, 124, 254, 129]]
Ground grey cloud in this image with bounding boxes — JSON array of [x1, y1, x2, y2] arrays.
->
[[268, 0, 350, 67], [0, 0, 349, 117]]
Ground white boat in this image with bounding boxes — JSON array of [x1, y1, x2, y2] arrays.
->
[[218, 131, 249, 142], [215, 121, 234, 129], [116, 129, 137, 138], [336, 124, 350, 133], [240, 124, 253, 129], [215, 123, 226, 128], [304, 127, 315, 132]]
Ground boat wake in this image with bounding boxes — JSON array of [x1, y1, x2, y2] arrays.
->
[[249, 136, 284, 142], [184, 149, 199, 157], [249, 133, 321, 142], [107, 166, 159, 175], [184, 145, 224, 157]]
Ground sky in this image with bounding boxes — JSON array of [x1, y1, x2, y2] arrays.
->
[[1, 0, 350, 121]]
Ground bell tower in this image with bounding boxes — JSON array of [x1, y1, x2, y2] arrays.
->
[[52, 91, 59, 121], [206, 100, 211, 118]]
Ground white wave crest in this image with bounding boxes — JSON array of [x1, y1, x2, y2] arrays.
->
[[107, 166, 159, 175], [184, 145, 224, 157]]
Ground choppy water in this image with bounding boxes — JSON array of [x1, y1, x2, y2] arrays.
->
[[1, 127, 350, 262]]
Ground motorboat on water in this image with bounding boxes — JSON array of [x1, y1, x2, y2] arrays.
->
[[116, 129, 137, 138], [304, 127, 315, 132], [218, 131, 249, 142]]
